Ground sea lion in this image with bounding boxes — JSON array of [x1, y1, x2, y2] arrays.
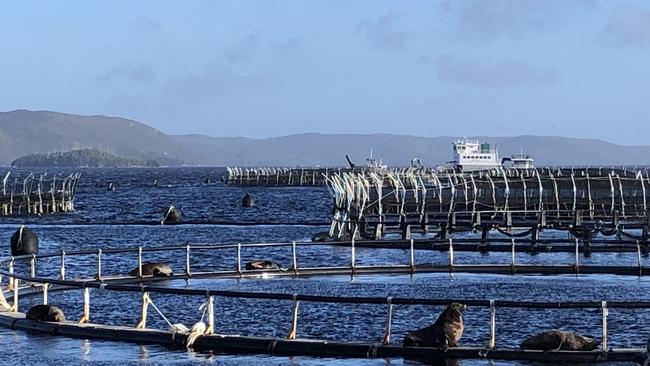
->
[[128, 262, 173, 277], [520, 330, 600, 351], [25, 305, 65, 322], [245, 260, 284, 271], [403, 302, 466, 350]]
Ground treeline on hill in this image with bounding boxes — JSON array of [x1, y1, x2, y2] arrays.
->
[[10, 149, 161, 168]]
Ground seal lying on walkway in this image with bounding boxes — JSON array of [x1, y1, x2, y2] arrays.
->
[[26, 305, 65, 322], [128, 262, 173, 277], [520, 330, 600, 351], [403, 302, 466, 349], [245, 260, 286, 271]]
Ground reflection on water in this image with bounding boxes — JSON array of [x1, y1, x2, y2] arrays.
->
[[0, 168, 645, 365]]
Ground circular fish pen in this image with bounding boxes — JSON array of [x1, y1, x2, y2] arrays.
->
[[1, 238, 650, 364]]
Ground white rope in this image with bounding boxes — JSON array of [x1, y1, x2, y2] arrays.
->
[[147, 298, 175, 329]]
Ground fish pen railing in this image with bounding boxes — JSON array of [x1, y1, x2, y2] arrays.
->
[[0, 244, 649, 363], [0, 172, 81, 216], [326, 167, 650, 240], [5, 236, 650, 295]]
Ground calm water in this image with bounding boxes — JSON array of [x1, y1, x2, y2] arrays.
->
[[0, 168, 646, 365]]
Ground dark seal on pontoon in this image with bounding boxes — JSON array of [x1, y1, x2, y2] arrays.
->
[[403, 302, 466, 350], [520, 330, 600, 351], [26, 304, 65, 322], [245, 260, 284, 271], [129, 262, 173, 277]]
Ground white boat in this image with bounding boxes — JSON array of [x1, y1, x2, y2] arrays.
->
[[448, 138, 501, 172], [440, 138, 535, 172]]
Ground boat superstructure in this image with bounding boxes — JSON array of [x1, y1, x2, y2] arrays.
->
[[449, 138, 501, 171]]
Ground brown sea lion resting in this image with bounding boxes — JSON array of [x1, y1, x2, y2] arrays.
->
[[128, 262, 173, 277], [403, 302, 466, 350], [25, 305, 65, 322], [520, 330, 600, 351], [245, 260, 285, 271]]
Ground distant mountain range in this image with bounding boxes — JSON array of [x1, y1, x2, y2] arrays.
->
[[1, 109, 648, 167]]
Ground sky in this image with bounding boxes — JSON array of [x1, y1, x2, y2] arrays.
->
[[1, 1, 649, 144]]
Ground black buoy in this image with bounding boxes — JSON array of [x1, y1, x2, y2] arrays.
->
[[108, 182, 117, 191], [161, 205, 182, 225], [153, 179, 160, 188], [242, 193, 256, 208], [203, 177, 211, 185], [11, 225, 39, 256]]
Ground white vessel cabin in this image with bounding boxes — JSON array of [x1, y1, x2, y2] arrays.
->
[[451, 138, 501, 171]]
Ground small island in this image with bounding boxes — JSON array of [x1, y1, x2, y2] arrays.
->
[[11, 149, 160, 168]]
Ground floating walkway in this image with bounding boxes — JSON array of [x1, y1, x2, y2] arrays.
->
[[0, 241, 650, 363]]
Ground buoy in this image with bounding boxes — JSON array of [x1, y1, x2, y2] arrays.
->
[[203, 177, 211, 185], [242, 193, 256, 208], [153, 179, 160, 188], [161, 205, 182, 225], [108, 182, 117, 191], [11, 225, 39, 256]]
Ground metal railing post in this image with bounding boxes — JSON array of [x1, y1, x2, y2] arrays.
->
[[137, 247, 143, 278], [236, 243, 242, 274], [409, 239, 415, 274], [602, 301, 608, 351], [637, 241, 643, 276], [382, 297, 394, 345], [30, 254, 36, 278], [79, 287, 90, 324], [291, 240, 298, 275], [489, 300, 496, 349], [11, 278, 18, 312], [206, 295, 214, 334], [287, 294, 300, 340], [351, 237, 356, 274], [511, 238, 516, 273], [42, 283, 48, 305], [448, 238, 454, 272], [96, 249, 102, 281], [60, 251, 66, 280], [574, 239, 580, 274], [185, 244, 191, 277], [136, 291, 150, 329], [8, 257, 14, 290]]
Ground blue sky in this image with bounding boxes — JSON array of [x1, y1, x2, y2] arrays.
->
[[1, 1, 649, 144]]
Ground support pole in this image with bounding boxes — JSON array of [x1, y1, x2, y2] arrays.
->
[[351, 236, 356, 274], [30, 254, 36, 278], [448, 238, 454, 272], [96, 249, 102, 281], [8, 257, 14, 291], [287, 294, 300, 340], [42, 283, 48, 305], [137, 247, 143, 278], [638, 241, 643, 277], [602, 301, 608, 351], [185, 244, 191, 277], [60, 251, 66, 280], [382, 297, 394, 345], [291, 240, 298, 275], [409, 239, 415, 274], [136, 291, 150, 329], [206, 295, 214, 334], [79, 287, 90, 324], [236, 243, 242, 275], [10, 277, 18, 312], [489, 300, 496, 350], [511, 238, 516, 273]]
